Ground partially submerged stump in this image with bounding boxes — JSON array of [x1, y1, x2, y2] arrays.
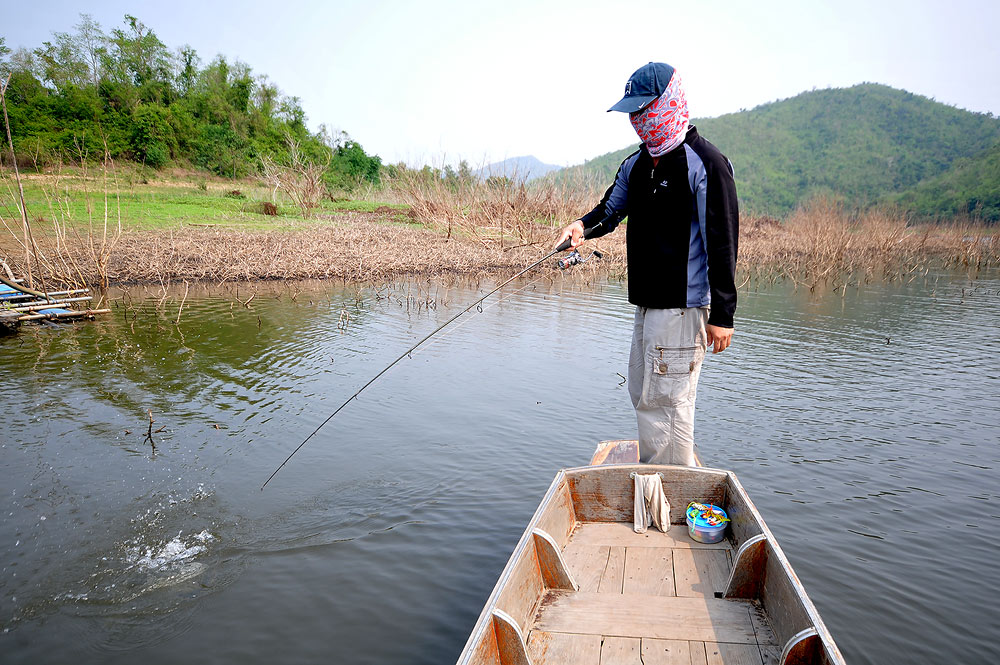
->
[[0, 310, 21, 334]]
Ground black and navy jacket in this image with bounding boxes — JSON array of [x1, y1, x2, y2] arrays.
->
[[579, 126, 739, 328]]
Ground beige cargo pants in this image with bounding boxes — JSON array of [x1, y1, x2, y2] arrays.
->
[[628, 307, 708, 466]]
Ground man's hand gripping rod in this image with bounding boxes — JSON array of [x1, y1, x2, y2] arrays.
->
[[260, 220, 606, 489]]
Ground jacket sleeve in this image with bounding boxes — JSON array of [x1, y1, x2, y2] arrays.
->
[[705, 158, 739, 328], [578, 153, 635, 237]]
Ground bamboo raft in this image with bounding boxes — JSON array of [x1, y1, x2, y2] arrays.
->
[[456, 441, 845, 665], [0, 279, 109, 333]]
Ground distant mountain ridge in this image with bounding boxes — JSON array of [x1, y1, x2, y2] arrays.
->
[[476, 155, 561, 181], [551, 84, 1000, 220]]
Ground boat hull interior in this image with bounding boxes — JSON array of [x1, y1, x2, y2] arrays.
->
[[456, 464, 844, 665]]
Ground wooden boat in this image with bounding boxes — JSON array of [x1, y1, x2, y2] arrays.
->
[[456, 441, 845, 665]]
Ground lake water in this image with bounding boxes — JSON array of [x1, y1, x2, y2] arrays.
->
[[1, 269, 998, 664]]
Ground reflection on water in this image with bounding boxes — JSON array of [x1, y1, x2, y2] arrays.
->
[[1, 272, 998, 664]]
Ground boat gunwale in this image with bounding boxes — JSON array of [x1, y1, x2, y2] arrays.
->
[[455, 468, 569, 665], [723, 469, 846, 664]]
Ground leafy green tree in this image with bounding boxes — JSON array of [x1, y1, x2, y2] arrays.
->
[[279, 96, 306, 131], [330, 141, 380, 188], [130, 104, 173, 167], [175, 45, 199, 96], [75, 14, 107, 86], [104, 15, 171, 87], [250, 75, 280, 136], [4, 47, 40, 80], [33, 30, 90, 89], [195, 123, 248, 177]]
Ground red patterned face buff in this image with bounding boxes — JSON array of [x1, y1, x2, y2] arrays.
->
[[629, 71, 689, 157]]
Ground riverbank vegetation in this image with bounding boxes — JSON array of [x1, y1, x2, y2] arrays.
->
[[1, 164, 995, 293], [2, 14, 996, 297]]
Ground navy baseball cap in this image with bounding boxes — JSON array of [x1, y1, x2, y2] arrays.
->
[[608, 62, 676, 113]]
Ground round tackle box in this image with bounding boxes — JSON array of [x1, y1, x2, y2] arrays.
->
[[686, 503, 729, 544]]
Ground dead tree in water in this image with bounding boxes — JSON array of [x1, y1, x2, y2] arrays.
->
[[144, 410, 156, 448]]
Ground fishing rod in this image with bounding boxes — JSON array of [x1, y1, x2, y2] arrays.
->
[[260, 219, 608, 490]]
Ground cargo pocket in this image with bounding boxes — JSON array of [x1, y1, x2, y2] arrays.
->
[[642, 345, 705, 407]]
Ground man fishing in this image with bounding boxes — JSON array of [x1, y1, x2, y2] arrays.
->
[[554, 62, 739, 466], [263, 64, 736, 488]]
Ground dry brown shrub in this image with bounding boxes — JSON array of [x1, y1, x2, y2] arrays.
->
[[928, 218, 999, 270], [388, 166, 602, 250], [0, 145, 122, 291], [96, 194, 987, 289], [10, 199, 993, 291], [99, 214, 574, 285], [737, 197, 997, 292]]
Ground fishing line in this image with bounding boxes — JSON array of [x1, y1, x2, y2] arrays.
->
[[408, 270, 550, 358], [260, 219, 609, 490]]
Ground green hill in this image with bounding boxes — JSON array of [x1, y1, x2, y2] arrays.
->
[[555, 84, 1000, 219], [893, 140, 1000, 221]]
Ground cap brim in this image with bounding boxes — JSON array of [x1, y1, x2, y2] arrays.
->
[[607, 95, 657, 113]]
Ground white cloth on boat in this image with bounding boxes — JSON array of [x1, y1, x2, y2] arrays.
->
[[633, 473, 671, 533]]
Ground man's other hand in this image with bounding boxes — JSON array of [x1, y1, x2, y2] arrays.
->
[[554, 220, 584, 250], [706, 325, 733, 353]]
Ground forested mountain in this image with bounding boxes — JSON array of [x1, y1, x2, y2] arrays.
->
[[893, 140, 1000, 220], [0, 15, 381, 189], [555, 84, 1000, 220]]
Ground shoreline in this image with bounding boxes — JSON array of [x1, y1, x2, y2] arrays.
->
[[3, 210, 626, 288], [2, 208, 997, 293], [3, 168, 997, 295]]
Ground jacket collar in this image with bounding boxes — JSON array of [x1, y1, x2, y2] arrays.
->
[[639, 125, 697, 168]]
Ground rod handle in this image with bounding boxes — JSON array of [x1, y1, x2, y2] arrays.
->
[[555, 221, 602, 252]]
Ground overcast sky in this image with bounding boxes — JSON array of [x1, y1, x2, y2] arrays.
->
[[6, 0, 1000, 167]]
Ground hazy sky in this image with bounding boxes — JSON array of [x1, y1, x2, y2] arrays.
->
[[6, 0, 1000, 167]]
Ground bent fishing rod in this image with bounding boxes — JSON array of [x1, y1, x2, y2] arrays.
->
[[261, 219, 608, 490]]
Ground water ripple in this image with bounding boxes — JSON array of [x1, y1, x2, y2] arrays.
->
[[1, 272, 998, 664]]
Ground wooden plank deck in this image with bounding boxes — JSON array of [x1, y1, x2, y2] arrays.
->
[[526, 632, 601, 662], [532, 592, 759, 643], [525, 521, 777, 665], [566, 521, 730, 549]]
